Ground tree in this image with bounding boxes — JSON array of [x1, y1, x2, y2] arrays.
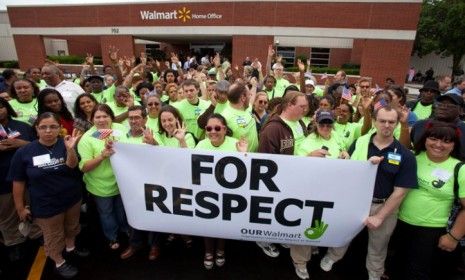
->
[[414, 0, 465, 77]]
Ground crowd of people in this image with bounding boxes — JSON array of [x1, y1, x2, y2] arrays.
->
[[0, 45, 464, 280]]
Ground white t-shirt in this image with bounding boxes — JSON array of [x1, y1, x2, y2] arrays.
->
[[49, 80, 85, 114]]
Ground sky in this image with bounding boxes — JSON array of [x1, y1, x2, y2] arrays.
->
[[1, 0, 165, 10]]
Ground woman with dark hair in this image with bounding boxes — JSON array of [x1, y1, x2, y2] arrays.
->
[[9, 79, 39, 125], [77, 104, 129, 250], [387, 85, 418, 127], [397, 121, 465, 279], [37, 88, 74, 136], [135, 81, 154, 103], [195, 113, 247, 270], [73, 93, 98, 133], [9, 112, 85, 278], [155, 105, 195, 148], [144, 93, 162, 133], [334, 103, 359, 150], [318, 94, 336, 111]]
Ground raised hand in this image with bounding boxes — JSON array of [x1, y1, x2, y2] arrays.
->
[[297, 59, 305, 72], [173, 121, 187, 141], [236, 136, 248, 152], [267, 44, 275, 57], [140, 52, 147, 65], [399, 105, 410, 124], [108, 46, 119, 63], [85, 53, 94, 65], [213, 53, 221, 67], [64, 129, 83, 150], [143, 128, 157, 145], [304, 220, 328, 240]]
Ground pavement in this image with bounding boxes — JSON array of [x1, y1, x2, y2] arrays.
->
[[1, 200, 465, 280]]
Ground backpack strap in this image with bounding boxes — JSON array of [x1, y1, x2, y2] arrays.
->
[[453, 162, 465, 201]]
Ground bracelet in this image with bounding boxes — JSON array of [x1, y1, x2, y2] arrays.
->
[[448, 231, 460, 242]]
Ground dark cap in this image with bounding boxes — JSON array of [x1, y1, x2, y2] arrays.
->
[[420, 80, 440, 94], [85, 75, 104, 83], [436, 93, 464, 106], [316, 110, 334, 123]]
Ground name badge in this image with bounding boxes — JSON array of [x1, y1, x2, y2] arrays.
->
[[33, 154, 51, 166], [387, 152, 401, 165]]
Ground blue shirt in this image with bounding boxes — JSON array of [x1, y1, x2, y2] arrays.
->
[[445, 87, 463, 96], [0, 119, 35, 194], [8, 138, 82, 218]]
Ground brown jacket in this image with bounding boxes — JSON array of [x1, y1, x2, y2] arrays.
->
[[258, 115, 307, 155]]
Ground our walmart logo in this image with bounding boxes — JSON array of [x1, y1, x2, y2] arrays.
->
[[178, 7, 191, 22]]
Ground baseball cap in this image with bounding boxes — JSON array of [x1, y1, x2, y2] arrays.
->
[[436, 93, 464, 106], [316, 110, 334, 123]]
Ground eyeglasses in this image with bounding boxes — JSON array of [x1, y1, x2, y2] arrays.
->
[[360, 85, 370, 89], [147, 102, 160, 107], [205, 125, 224, 132], [37, 125, 60, 131], [258, 100, 268, 105]]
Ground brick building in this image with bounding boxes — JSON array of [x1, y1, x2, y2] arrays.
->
[[7, 0, 421, 85]]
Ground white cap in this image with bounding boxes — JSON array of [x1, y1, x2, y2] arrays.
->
[[305, 79, 315, 87]]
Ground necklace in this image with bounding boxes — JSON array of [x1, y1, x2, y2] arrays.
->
[[40, 141, 57, 155]]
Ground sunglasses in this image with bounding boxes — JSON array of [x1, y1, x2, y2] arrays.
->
[[360, 85, 370, 89], [258, 100, 268, 105], [205, 125, 224, 132], [147, 102, 160, 107]]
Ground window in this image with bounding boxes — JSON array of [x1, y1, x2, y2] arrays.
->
[[277, 47, 295, 68], [310, 48, 330, 67]]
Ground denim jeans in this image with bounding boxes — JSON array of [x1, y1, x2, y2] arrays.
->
[[129, 228, 161, 248], [93, 194, 129, 242]]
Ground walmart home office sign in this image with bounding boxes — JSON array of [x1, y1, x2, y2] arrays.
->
[[112, 143, 377, 247], [140, 7, 222, 22]]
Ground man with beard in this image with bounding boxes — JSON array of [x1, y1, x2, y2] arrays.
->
[[411, 93, 465, 160]]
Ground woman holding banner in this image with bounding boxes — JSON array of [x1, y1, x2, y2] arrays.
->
[[195, 113, 248, 269], [396, 121, 465, 279], [77, 104, 129, 250], [296, 109, 349, 159]]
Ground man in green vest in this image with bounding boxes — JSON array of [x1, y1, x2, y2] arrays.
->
[[320, 105, 417, 280]]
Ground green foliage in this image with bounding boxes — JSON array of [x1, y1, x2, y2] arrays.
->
[[47, 55, 85, 64], [284, 66, 359, 75], [0, 61, 19, 68], [341, 63, 360, 69], [47, 55, 104, 65], [414, 0, 465, 74], [296, 54, 308, 64]]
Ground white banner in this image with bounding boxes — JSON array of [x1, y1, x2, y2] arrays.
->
[[111, 143, 378, 247]]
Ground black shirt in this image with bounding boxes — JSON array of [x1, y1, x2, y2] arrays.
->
[[0, 119, 35, 194], [349, 134, 417, 199]]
